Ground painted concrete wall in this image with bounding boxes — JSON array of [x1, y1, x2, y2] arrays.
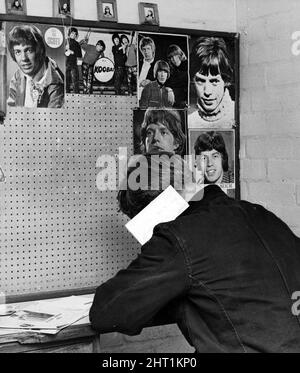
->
[[0, 0, 236, 31]]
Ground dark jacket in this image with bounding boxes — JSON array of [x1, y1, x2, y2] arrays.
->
[[89, 185, 300, 352], [66, 38, 82, 67], [8, 57, 64, 108]]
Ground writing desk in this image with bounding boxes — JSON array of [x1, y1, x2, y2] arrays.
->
[[0, 295, 100, 353]]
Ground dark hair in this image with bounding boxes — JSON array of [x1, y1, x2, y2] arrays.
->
[[121, 34, 129, 44], [190, 37, 233, 86], [194, 131, 228, 171], [96, 40, 106, 51], [8, 25, 46, 64], [117, 153, 189, 218], [68, 27, 78, 37], [112, 33, 120, 43], [153, 60, 170, 79], [167, 44, 187, 62], [140, 108, 186, 155]]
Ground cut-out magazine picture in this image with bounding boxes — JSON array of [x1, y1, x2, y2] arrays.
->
[[133, 108, 187, 156], [5, 0, 27, 15], [65, 27, 137, 96], [53, 0, 73, 18], [137, 32, 189, 109], [5, 22, 65, 109], [188, 128, 235, 197], [188, 35, 236, 129]]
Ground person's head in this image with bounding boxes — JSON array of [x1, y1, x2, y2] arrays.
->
[[117, 153, 193, 218], [104, 5, 111, 14], [8, 25, 46, 78], [96, 40, 106, 52], [139, 37, 155, 62], [167, 44, 187, 68], [61, 2, 69, 11], [140, 108, 186, 155], [153, 60, 170, 85], [146, 9, 153, 17], [112, 33, 120, 46], [194, 131, 228, 184], [68, 27, 78, 39], [190, 37, 233, 113], [121, 34, 129, 46], [13, 0, 20, 6]]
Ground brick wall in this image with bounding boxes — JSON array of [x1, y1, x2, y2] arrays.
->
[[237, 0, 300, 237]]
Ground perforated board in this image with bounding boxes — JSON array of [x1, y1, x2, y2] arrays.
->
[[0, 94, 140, 297]]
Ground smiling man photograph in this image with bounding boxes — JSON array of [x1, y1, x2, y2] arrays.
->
[[7, 24, 64, 108], [193, 130, 234, 185]]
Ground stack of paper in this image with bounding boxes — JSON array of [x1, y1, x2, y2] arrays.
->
[[0, 295, 93, 335]]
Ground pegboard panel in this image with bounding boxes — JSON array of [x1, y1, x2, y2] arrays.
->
[[0, 94, 141, 297]]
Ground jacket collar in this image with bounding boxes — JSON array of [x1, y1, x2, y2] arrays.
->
[[183, 185, 229, 216]]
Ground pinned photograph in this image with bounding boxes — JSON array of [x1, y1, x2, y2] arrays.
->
[[5, 23, 65, 108], [65, 27, 136, 96], [5, 0, 27, 15], [138, 32, 188, 109], [133, 108, 187, 156], [138, 2, 159, 26], [53, 0, 73, 18], [188, 35, 236, 129], [97, 0, 118, 22], [188, 128, 235, 191]]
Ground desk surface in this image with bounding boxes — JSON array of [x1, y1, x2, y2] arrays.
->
[[0, 294, 97, 348]]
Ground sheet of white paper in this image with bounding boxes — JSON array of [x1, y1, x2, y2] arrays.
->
[[0, 295, 93, 334], [125, 186, 189, 245]]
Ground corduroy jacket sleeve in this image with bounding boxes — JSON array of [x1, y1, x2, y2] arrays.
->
[[89, 224, 190, 335]]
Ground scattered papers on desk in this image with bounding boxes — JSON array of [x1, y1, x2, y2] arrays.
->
[[0, 295, 93, 335], [125, 185, 189, 245]]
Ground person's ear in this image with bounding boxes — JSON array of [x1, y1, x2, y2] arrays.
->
[[173, 140, 179, 151]]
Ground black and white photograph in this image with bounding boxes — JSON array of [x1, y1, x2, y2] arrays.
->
[[133, 108, 187, 156], [138, 2, 159, 26], [5, 22, 65, 108], [188, 128, 235, 190], [97, 0, 118, 22], [5, 0, 26, 15], [2, 0, 300, 357], [65, 27, 137, 95], [138, 32, 188, 109], [188, 35, 236, 129], [53, 0, 73, 17]]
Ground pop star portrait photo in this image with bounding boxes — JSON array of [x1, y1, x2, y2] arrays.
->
[[188, 35, 236, 129], [97, 0, 118, 22], [53, 0, 73, 17], [64, 27, 135, 96], [5, 0, 27, 15], [133, 108, 187, 156], [137, 32, 188, 109], [5, 22, 65, 109], [188, 128, 235, 190], [138, 2, 159, 26]]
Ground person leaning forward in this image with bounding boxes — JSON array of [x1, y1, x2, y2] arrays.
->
[[89, 153, 300, 352]]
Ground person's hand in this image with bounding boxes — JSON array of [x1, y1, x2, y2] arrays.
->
[[194, 155, 205, 184], [140, 79, 151, 88]]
